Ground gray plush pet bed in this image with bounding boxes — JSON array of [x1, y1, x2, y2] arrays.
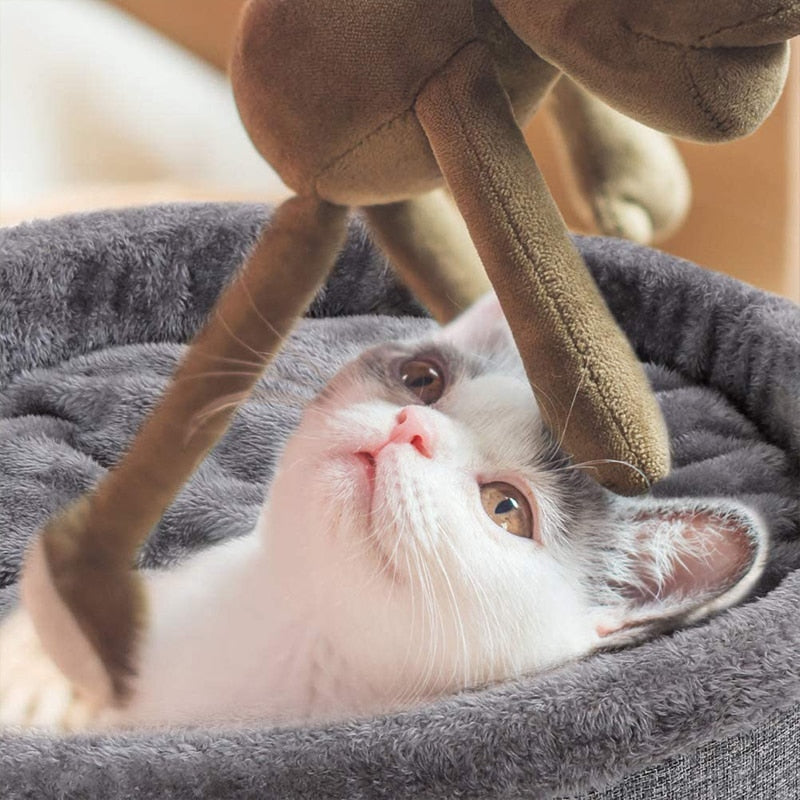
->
[[0, 203, 798, 799]]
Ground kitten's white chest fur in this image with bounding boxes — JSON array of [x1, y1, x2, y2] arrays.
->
[[123, 531, 392, 726]]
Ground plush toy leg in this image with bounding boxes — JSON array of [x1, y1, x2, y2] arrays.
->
[[363, 189, 491, 322], [415, 41, 669, 495], [548, 78, 691, 245], [25, 196, 349, 701]]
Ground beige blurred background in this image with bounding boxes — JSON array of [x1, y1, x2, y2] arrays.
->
[[1, 0, 798, 300]]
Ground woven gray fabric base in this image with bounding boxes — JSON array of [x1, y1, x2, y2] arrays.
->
[[573, 706, 800, 800], [0, 204, 798, 800], [577, 705, 800, 800]]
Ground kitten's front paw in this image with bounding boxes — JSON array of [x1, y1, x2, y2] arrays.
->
[[0, 609, 97, 732]]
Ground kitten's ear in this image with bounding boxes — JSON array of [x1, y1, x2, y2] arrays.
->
[[596, 501, 767, 647], [439, 292, 516, 357]]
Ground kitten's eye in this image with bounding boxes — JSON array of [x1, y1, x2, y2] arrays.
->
[[400, 359, 445, 404], [480, 482, 534, 539]]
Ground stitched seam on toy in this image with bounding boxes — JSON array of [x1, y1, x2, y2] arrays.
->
[[313, 38, 479, 193], [412, 39, 482, 111], [622, 7, 792, 48], [682, 52, 731, 136], [313, 109, 414, 193], [439, 51, 642, 465], [621, 22, 704, 51], [620, 23, 730, 135], [696, 7, 792, 44]]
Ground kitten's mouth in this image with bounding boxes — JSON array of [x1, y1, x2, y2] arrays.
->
[[355, 451, 377, 490], [351, 450, 405, 583]]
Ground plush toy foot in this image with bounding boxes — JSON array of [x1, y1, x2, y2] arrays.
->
[[549, 79, 691, 245], [495, 0, 800, 140]]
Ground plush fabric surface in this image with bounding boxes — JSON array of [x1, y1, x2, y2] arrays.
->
[[0, 204, 798, 799]]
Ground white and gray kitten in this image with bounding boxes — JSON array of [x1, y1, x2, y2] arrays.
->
[[15, 294, 767, 729]]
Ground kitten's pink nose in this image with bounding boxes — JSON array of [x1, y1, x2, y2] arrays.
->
[[386, 406, 436, 458]]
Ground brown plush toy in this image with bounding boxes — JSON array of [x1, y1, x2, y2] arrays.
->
[[545, 78, 692, 245], [28, 1, 799, 703]]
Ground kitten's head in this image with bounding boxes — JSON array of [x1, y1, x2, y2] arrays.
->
[[263, 294, 767, 708]]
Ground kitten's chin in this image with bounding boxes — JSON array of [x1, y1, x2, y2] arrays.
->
[[311, 450, 414, 584], [305, 450, 376, 535], [352, 451, 376, 500]]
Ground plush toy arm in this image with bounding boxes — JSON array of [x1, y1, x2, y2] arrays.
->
[[364, 189, 491, 322], [25, 197, 348, 701], [415, 41, 669, 495], [496, 0, 800, 141], [548, 78, 691, 245]]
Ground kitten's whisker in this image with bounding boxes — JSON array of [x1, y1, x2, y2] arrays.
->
[[393, 548, 421, 704], [171, 366, 314, 407], [269, 452, 314, 475], [212, 306, 281, 365], [311, 379, 362, 411], [237, 279, 293, 349], [559, 458, 652, 489], [419, 545, 447, 696], [171, 370, 265, 384], [445, 538, 500, 680], [238, 279, 331, 385], [430, 525, 469, 689], [554, 371, 586, 454], [184, 391, 251, 443], [401, 544, 434, 704], [187, 351, 278, 371], [190, 347, 337, 397], [401, 547, 424, 705], [347, 518, 403, 586]]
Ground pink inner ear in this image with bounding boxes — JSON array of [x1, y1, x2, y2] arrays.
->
[[628, 510, 754, 604]]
